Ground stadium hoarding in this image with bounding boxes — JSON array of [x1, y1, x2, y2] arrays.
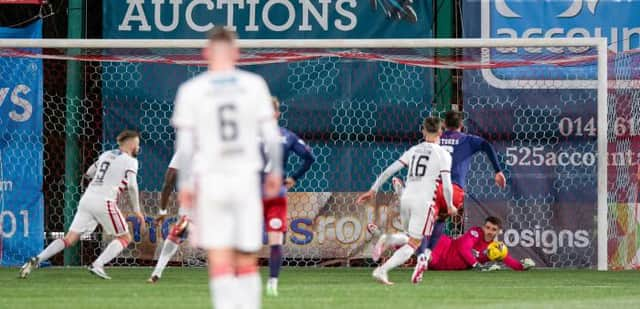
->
[[463, 0, 640, 269], [0, 20, 44, 266]]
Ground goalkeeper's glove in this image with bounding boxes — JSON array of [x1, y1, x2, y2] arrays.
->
[[521, 258, 536, 270], [472, 262, 501, 272]]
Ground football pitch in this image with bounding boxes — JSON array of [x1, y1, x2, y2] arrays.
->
[[1, 267, 639, 309]]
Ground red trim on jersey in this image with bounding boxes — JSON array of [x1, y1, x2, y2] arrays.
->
[[421, 206, 434, 236], [115, 207, 127, 233], [62, 238, 71, 248], [398, 159, 408, 166], [106, 202, 120, 234]]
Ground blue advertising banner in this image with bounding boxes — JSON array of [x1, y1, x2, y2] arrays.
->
[[104, 0, 432, 39], [462, 0, 640, 269], [102, 1, 434, 193], [0, 20, 44, 266]]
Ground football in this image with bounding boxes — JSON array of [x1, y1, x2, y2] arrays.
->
[[486, 241, 509, 261]]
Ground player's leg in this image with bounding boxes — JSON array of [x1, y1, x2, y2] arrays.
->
[[198, 173, 240, 309], [148, 215, 190, 283], [263, 196, 287, 296], [234, 178, 263, 308], [20, 199, 96, 278], [426, 235, 452, 270], [408, 201, 437, 284], [89, 200, 131, 280], [373, 197, 421, 285]]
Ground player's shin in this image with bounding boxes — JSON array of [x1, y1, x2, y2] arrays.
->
[[36, 238, 69, 263], [209, 264, 237, 309], [93, 236, 129, 268], [151, 238, 180, 278], [236, 261, 261, 308], [267, 244, 283, 295], [380, 243, 414, 273]]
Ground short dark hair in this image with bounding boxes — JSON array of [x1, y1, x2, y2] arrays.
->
[[117, 130, 140, 145], [422, 116, 442, 134], [444, 110, 463, 129], [485, 216, 502, 228], [207, 26, 237, 44]]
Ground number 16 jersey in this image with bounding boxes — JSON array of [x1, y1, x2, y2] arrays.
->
[[398, 142, 452, 202], [171, 70, 274, 175]]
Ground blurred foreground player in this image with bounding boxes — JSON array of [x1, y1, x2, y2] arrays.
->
[[20, 130, 145, 280], [171, 27, 282, 309], [147, 150, 192, 283], [428, 216, 535, 271], [263, 97, 315, 296], [357, 117, 456, 285]]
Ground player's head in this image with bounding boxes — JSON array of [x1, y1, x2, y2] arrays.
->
[[117, 130, 141, 157], [482, 216, 502, 242], [272, 96, 281, 120], [204, 26, 239, 70], [444, 110, 463, 130], [422, 116, 443, 141]]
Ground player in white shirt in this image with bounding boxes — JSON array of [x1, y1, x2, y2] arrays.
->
[[356, 117, 456, 285], [147, 150, 191, 283], [19, 130, 145, 280], [171, 27, 282, 309]]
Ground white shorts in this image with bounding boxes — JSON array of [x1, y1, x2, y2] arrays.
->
[[400, 194, 437, 240], [69, 193, 129, 237], [193, 172, 262, 252]]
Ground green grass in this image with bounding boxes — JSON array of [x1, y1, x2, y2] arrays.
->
[[1, 267, 639, 309]]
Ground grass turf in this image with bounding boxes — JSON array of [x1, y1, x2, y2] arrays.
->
[[1, 267, 639, 309]]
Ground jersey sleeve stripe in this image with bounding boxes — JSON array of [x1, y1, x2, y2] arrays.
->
[[398, 159, 408, 166], [440, 170, 450, 173]]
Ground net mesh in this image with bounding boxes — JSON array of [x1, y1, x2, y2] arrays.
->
[[0, 44, 630, 269]]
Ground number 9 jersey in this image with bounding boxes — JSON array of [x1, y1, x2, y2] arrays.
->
[[85, 149, 139, 201]]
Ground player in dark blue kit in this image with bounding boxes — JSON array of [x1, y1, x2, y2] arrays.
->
[[415, 110, 506, 256], [264, 97, 315, 297]]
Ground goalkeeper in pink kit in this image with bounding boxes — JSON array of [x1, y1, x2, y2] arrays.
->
[[429, 216, 534, 271]]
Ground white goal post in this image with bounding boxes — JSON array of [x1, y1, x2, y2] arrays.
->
[[0, 37, 608, 270]]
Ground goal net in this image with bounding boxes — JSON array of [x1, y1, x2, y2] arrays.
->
[[0, 38, 616, 270]]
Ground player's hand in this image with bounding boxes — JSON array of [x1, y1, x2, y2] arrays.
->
[[356, 190, 376, 205], [264, 173, 282, 199], [154, 214, 168, 227], [495, 172, 506, 189], [178, 189, 194, 209], [135, 212, 147, 231], [285, 177, 297, 190], [521, 258, 536, 270], [447, 205, 458, 216]]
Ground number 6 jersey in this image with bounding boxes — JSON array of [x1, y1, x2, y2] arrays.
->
[[85, 149, 139, 201], [171, 69, 274, 175]]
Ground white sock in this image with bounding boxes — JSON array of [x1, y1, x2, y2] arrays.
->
[[237, 272, 261, 309], [93, 239, 126, 268], [151, 239, 179, 278], [37, 239, 66, 262], [210, 275, 237, 309], [387, 233, 410, 247], [381, 244, 414, 273]]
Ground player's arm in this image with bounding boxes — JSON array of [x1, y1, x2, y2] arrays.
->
[[440, 151, 457, 216], [502, 254, 535, 271], [471, 135, 506, 189], [257, 80, 283, 198], [156, 167, 177, 225], [126, 161, 146, 230], [84, 161, 98, 181], [356, 160, 405, 204], [457, 229, 481, 268], [286, 133, 315, 189]]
